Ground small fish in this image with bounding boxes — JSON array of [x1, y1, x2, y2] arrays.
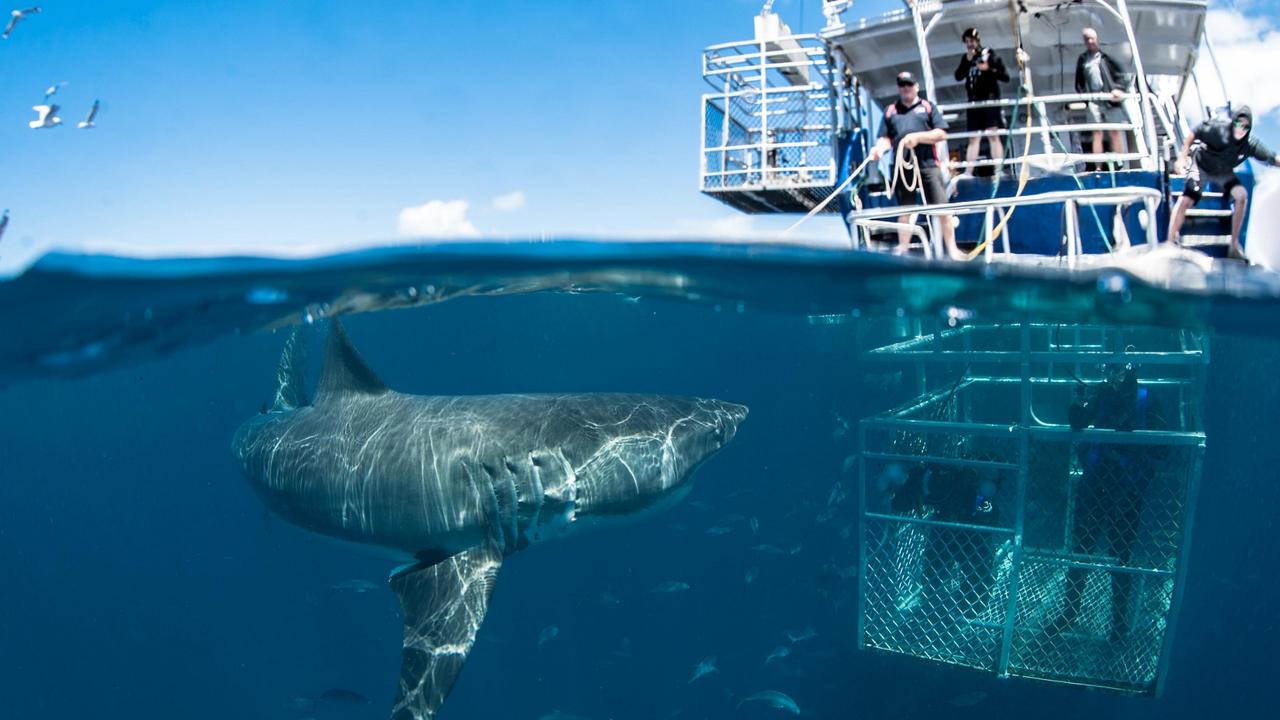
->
[[949, 690, 988, 707], [599, 591, 622, 605], [705, 525, 733, 535], [687, 500, 714, 511], [717, 513, 746, 524], [650, 581, 691, 593], [826, 481, 847, 508], [329, 579, 380, 593], [832, 413, 851, 439], [538, 711, 594, 720], [689, 656, 718, 683], [318, 688, 369, 704], [841, 454, 858, 474], [745, 566, 760, 584], [765, 646, 791, 664], [737, 690, 800, 714], [537, 625, 560, 646], [750, 544, 786, 555], [788, 543, 803, 556], [295, 688, 370, 710], [749, 516, 759, 534], [862, 369, 904, 391], [786, 625, 817, 643]]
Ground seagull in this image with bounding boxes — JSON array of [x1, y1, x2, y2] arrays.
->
[[2, 7, 41, 40], [77, 99, 99, 128], [28, 103, 60, 129], [42, 81, 66, 103]]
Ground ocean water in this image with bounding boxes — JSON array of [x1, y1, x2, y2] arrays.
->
[[1, 241, 1278, 720]]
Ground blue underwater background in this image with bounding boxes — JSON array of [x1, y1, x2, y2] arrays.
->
[[2, 247, 1280, 720]]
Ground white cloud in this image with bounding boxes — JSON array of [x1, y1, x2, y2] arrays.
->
[[396, 199, 480, 238], [675, 214, 758, 238], [1188, 9, 1280, 119], [491, 190, 526, 212]]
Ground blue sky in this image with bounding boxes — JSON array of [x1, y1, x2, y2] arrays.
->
[[2, 0, 1279, 263]]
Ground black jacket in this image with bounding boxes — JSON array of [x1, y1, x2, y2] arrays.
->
[[1192, 106, 1277, 176], [954, 47, 1010, 102], [1075, 50, 1127, 104]]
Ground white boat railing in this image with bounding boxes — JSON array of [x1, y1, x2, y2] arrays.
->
[[925, 91, 1153, 173], [848, 186, 1163, 261]]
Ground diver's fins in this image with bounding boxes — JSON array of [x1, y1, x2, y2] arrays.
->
[[389, 542, 503, 720]]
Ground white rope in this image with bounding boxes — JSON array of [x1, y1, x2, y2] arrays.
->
[[886, 145, 921, 199], [781, 154, 875, 237]]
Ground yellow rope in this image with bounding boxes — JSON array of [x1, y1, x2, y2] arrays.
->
[[966, 36, 1035, 259]]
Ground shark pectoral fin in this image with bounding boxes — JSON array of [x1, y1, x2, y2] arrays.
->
[[389, 543, 503, 720]]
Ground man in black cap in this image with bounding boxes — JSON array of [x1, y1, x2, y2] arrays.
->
[[1167, 106, 1280, 260], [869, 71, 962, 259], [954, 27, 1011, 176]]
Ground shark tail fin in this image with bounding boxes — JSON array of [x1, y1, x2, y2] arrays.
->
[[315, 318, 388, 402], [272, 326, 308, 411], [389, 542, 503, 720]]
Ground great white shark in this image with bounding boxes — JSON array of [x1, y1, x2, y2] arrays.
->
[[232, 320, 748, 719]]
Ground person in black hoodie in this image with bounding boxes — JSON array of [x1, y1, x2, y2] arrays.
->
[[954, 28, 1011, 175], [1167, 106, 1280, 259], [1075, 28, 1130, 164]]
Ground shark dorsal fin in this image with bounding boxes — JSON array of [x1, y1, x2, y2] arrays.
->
[[315, 318, 388, 401], [272, 326, 308, 411]]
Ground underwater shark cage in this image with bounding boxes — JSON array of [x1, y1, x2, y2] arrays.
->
[[855, 323, 1206, 695]]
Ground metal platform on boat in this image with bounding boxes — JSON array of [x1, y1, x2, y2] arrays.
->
[[856, 322, 1205, 695]]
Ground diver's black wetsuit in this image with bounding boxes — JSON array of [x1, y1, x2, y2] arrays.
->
[[1056, 369, 1164, 640], [916, 468, 1003, 614]]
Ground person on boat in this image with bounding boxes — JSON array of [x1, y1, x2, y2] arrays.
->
[[1167, 106, 1280, 260], [868, 71, 963, 260], [1049, 362, 1166, 642], [1075, 28, 1130, 167], [954, 28, 1011, 177]]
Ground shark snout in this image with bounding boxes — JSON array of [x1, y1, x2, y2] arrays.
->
[[712, 401, 749, 446], [677, 399, 749, 468]]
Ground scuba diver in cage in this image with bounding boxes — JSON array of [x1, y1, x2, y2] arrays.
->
[[891, 463, 1003, 618], [1049, 361, 1167, 642]]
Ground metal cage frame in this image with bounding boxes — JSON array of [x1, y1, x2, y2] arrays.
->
[[856, 322, 1206, 695]]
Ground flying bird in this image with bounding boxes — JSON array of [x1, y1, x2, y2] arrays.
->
[[78, 99, 100, 129], [2, 7, 41, 40], [28, 103, 61, 129]]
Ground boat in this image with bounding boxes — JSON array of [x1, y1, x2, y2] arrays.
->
[[699, 0, 1244, 260], [699, 0, 1225, 695]]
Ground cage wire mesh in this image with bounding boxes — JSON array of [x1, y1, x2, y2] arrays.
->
[[859, 324, 1204, 695], [700, 36, 839, 211]]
